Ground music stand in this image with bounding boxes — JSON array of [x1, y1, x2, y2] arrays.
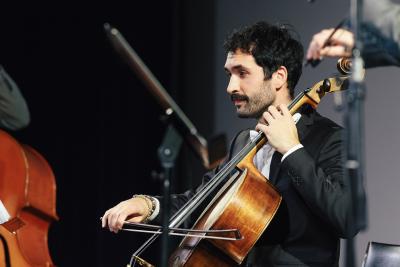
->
[[104, 23, 227, 267]]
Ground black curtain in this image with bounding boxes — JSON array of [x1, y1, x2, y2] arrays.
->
[[1, 1, 217, 266], [1, 3, 175, 266]]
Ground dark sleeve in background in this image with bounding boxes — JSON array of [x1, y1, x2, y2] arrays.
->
[[360, 0, 400, 67], [0, 65, 30, 130]]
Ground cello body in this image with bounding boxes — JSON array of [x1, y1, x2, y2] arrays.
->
[[169, 139, 282, 266], [0, 130, 58, 267]]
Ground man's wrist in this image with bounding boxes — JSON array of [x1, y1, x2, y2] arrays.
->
[[281, 143, 304, 161], [147, 197, 160, 221], [132, 194, 157, 223]]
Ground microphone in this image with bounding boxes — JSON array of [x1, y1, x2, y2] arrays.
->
[[337, 58, 352, 75]]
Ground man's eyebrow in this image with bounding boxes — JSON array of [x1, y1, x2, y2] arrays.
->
[[224, 64, 248, 72]]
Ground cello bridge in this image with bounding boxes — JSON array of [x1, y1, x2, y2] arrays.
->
[[130, 256, 154, 267]]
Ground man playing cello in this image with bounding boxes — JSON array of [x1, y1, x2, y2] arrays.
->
[[102, 21, 359, 266]]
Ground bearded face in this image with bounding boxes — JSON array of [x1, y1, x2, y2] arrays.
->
[[230, 81, 275, 119], [225, 50, 276, 120]]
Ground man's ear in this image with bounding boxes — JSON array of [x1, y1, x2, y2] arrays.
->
[[271, 66, 288, 90]]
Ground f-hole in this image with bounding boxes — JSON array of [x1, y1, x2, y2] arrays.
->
[[0, 234, 11, 267]]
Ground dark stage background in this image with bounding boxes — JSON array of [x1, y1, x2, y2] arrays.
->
[[9, 1, 398, 266], [0, 2, 216, 266]]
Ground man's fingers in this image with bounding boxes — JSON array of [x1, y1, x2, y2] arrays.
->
[[112, 215, 121, 233], [101, 209, 111, 228], [108, 212, 117, 231], [320, 46, 351, 58], [255, 123, 268, 133], [268, 106, 282, 119], [306, 41, 320, 60], [102, 207, 118, 228], [307, 29, 333, 60], [262, 111, 274, 125], [115, 211, 129, 231], [102, 197, 150, 233], [127, 216, 144, 223], [279, 104, 291, 117], [307, 28, 354, 60], [331, 29, 355, 47]]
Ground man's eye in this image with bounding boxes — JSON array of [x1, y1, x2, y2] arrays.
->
[[225, 72, 232, 77], [239, 71, 247, 77]]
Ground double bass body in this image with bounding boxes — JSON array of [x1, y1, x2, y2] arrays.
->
[[0, 130, 58, 267]]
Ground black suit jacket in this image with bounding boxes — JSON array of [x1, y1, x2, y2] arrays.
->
[[160, 107, 358, 266], [242, 108, 357, 266]]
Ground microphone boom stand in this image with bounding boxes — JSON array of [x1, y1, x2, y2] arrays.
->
[[345, 0, 368, 266], [158, 125, 182, 267]]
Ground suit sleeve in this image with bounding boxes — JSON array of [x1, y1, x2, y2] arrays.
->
[[280, 128, 358, 238]]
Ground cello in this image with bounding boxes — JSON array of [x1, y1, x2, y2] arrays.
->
[[0, 130, 58, 267], [123, 74, 350, 266]]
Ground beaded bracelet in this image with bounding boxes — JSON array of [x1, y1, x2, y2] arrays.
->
[[132, 194, 156, 223]]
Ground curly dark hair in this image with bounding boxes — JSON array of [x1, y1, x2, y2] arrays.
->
[[223, 21, 304, 98]]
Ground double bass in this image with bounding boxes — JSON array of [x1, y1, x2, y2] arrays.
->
[[0, 130, 58, 267]]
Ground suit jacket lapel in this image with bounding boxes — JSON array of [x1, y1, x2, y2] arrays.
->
[[269, 152, 283, 184], [296, 109, 314, 142]]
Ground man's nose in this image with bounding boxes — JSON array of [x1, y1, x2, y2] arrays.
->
[[226, 76, 240, 95]]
